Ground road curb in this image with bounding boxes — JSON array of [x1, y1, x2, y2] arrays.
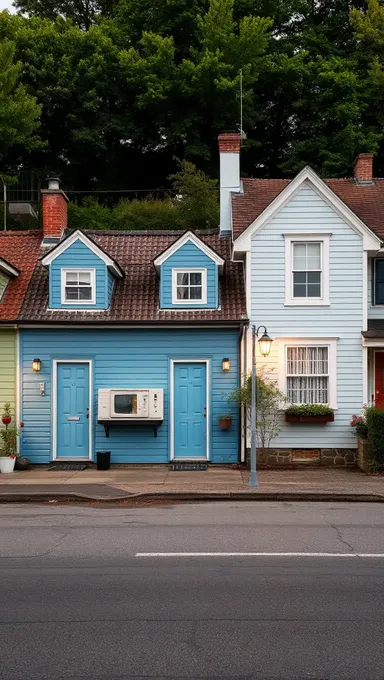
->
[[0, 491, 383, 503]]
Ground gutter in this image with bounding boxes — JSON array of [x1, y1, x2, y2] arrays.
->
[[7, 319, 250, 328]]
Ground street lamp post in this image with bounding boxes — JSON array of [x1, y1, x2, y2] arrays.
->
[[249, 325, 273, 488]]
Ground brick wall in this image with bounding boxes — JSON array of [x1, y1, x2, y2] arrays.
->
[[42, 192, 67, 238]]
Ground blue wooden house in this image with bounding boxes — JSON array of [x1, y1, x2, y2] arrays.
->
[[16, 183, 247, 464]]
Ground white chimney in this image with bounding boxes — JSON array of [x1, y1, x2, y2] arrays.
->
[[218, 132, 241, 235]]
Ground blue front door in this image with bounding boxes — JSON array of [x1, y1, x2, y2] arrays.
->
[[57, 363, 90, 459], [174, 362, 207, 459]]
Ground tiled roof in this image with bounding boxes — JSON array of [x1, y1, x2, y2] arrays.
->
[[19, 230, 247, 324], [0, 231, 42, 321], [232, 177, 384, 240]]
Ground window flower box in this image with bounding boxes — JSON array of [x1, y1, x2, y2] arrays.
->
[[285, 405, 334, 423]]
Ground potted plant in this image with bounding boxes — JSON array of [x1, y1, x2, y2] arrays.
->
[[285, 404, 334, 423], [0, 403, 24, 473], [218, 413, 232, 430]]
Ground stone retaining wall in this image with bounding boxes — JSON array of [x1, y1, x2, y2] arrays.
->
[[246, 447, 357, 467]]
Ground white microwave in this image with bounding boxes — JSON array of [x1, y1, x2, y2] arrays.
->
[[97, 388, 164, 421]]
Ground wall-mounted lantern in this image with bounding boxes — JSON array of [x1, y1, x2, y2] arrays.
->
[[32, 358, 41, 372], [222, 358, 230, 372]]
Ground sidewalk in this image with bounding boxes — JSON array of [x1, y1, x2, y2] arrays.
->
[[0, 466, 384, 502]]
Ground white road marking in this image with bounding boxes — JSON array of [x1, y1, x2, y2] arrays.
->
[[135, 552, 384, 558]]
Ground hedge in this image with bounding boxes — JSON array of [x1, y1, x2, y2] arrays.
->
[[365, 406, 384, 471]]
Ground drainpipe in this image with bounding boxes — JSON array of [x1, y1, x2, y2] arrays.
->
[[238, 321, 249, 463]]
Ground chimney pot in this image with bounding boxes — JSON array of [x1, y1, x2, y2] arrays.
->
[[354, 153, 374, 184], [47, 176, 60, 191]]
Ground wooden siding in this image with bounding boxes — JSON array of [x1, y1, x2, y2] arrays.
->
[[250, 182, 363, 449], [107, 271, 115, 307], [49, 239, 108, 309], [20, 328, 239, 464], [0, 329, 16, 419], [160, 241, 219, 308]]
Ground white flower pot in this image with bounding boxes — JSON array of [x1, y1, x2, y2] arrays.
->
[[0, 456, 16, 473]]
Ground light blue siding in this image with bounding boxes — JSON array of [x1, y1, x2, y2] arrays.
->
[[49, 239, 109, 309], [107, 271, 115, 307], [250, 182, 363, 449], [20, 328, 239, 464], [160, 241, 218, 308]]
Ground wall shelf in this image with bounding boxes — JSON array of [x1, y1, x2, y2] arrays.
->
[[97, 420, 163, 439]]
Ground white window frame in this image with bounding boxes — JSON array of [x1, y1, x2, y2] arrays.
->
[[278, 337, 337, 409], [61, 268, 96, 305], [284, 234, 330, 306], [171, 268, 207, 305]]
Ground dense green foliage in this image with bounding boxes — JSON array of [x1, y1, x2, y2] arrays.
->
[[0, 38, 42, 166], [365, 406, 384, 470], [2, 0, 384, 196]]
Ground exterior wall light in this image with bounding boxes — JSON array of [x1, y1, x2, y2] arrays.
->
[[222, 358, 230, 371], [32, 358, 41, 372], [258, 330, 273, 358]]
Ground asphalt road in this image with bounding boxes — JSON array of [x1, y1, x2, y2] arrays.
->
[[0, 501, 383, 680]]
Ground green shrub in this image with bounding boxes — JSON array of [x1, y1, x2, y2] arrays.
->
[[112, 197, 183, 230], [365, 406, 384, 471], [68, 197, 112, 230], [285, 404, 334, 416]]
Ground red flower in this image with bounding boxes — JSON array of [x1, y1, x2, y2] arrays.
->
[[20, 422, 24, 428]]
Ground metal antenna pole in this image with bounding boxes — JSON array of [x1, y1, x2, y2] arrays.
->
[[249, 325, 258, 487], [240, 68, 243, 139], [3, 181, 6, 231]]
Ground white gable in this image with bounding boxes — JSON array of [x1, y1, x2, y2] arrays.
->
[[41, 230, 124, 278], [233, 167, 381, 252], [153, 231, 224, 272]]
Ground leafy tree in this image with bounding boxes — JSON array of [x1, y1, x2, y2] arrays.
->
[[228, 372, 286, 448], [14, 0, 118, 30], [0, 38, 41, 167], [169, 160, 219, 229]]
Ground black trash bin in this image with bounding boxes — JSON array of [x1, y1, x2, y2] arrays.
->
[[96, 451, 111, 471]]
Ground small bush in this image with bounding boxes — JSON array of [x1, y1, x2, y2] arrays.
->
[[285, 404, 334, 416], [68, 197, 112, 230], [365, 406, 384, 471], [112, 197, 183, 230]]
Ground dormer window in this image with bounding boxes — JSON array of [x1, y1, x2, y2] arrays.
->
[[61, 269, 95, 304], [0, 272, 9, 301], [172, 269, 207, 305]]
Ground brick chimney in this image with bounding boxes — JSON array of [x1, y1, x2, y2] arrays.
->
[[41, 177, 68, 240], [218, 132, 242, 235], [354, 154, 374, 184]]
